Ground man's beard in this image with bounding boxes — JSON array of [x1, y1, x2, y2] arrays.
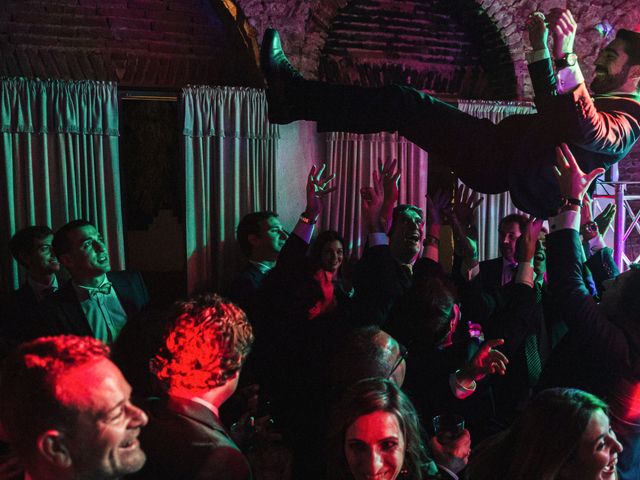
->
[[591, 64, 630, 94]]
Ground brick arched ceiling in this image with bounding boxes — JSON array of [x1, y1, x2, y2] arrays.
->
[[238, 0, 640, 99], [319, 0, 514, 99], [0, 0, 263, 89]]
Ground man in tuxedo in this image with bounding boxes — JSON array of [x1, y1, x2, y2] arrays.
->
[[227, 211, 287, 312], [135, 293, 254, 480], [1, 226, 60, 344], [47, 220, 149, 344], [0, 335, 148, 480], [261, 9, 640, 218]]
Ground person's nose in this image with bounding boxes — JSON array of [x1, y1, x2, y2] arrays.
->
[[610, 431, 624, 453], [94, 240, 106, 252], [364, 450, 383, 474], [127, 403, 149, 428], [280, 229, 289, 240]]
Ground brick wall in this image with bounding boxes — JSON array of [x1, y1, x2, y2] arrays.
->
[[0, 0, 262, 88]]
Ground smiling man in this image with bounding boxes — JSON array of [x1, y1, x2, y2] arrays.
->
[[260, 11, 640, 218], [0, 335, 148, 480], [47, 220, 149, 344], [1, 226, 61, 345]]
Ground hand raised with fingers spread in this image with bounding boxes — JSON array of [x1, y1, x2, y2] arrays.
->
[[553, 143, 605, 202], [452, 183, 483, 230], [305, 164, 337, 219]]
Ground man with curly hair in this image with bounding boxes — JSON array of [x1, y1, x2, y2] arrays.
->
[[134, 293, 254, 480], [0, 335, 148, 480]]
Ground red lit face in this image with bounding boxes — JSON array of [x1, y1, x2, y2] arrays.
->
[[345, 411, 405, 480], [23, 234, 60, 277], [321, 239, 344, 274], [59, 225, 111, 282], [60, 358, 148, 479], [561, 409, 622, 480]]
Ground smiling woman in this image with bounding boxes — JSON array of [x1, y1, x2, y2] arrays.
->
[[326, 378, 437, 480], [468, 388, 622, 480]]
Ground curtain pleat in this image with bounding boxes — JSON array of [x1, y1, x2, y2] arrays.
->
[[182, 86, 279, 295], [458, 100, 537, 261], [0, 78, 123, 291]]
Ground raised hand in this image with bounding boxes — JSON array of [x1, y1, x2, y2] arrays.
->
[[594, 203, 616, 235], [451, 183, 483, 230], [547, 8, 577, 58], [375, 158, 401, 231], [426, 189, 450, 227], [526, 11, 549, 51], [517, 216, 545, 263], [305, 163, 337, 219], [553, 143, 604, 201], [360, 184, 385, 233]]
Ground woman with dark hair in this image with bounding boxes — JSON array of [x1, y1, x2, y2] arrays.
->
[[468, 388, 622, 480], [309, 230, 354, 308], [327, 377, 440, 480]]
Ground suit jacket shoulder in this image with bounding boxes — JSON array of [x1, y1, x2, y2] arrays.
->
[[136, 396, 252, 480]]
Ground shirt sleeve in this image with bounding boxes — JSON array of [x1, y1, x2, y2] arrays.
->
[[368, 232, 389, 247], [449, 371, 476, 399], [548, 210, 581, 233], [588, 234, 607, 255], [515, 260, 535, 288], [292, 221, 315, 244], [557, 64, 585, 94], [525, 48, 550, 63]]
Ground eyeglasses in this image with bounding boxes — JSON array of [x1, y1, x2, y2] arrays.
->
[[387, 343, 409, 380]]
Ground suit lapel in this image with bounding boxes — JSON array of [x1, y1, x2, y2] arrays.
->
[[54, 282, 92, 336], [107, 271, 136, 318]]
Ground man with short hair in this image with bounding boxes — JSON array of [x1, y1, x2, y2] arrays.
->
[[49, 220, 149, 343], [136, 293, 254, 480], [261, 10, 640, 218], [0, 335, 148, 480], [2, 226, 61, 344], [227, 211, 287, 311]]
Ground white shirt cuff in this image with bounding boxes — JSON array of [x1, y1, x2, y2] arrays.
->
[[449, 371, 476, 399], [515, 260, 535, 288], [556, 64, 585, 94], [525, 48, 550, 63], [292, 221, 315, 244], [369, 232, 389, 247], [548, 210, 581, 232], [588, 234, 607, 255]]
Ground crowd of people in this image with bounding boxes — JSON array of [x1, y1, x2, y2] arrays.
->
[[1, 7, 640, 480]]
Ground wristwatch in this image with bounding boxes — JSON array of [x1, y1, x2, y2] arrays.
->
[[555, 52, 578, 70]]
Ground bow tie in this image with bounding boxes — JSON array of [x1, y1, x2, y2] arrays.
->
[[83, 283, 113, 297]]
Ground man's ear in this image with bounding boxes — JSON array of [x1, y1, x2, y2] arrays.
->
[[37, 430, 72, 468]]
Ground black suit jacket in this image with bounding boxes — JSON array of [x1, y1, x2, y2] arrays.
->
[[226, 263, 268, 314], [0, 283, 53, 350], [42, 270, 149, 340], [135, 395, 252, 480], [540, 229, 640, 417]]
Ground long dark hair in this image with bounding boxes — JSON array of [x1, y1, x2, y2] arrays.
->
[[468, 388, 609, 480], [326, 377, 428, 480], [309, 230, 345, 272]]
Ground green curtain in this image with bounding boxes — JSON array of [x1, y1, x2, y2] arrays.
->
[[182, 86, 279, 295], [0, 77, 124, 291]]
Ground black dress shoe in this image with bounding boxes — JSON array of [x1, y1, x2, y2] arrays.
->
[[260, 28, 305, 124]]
